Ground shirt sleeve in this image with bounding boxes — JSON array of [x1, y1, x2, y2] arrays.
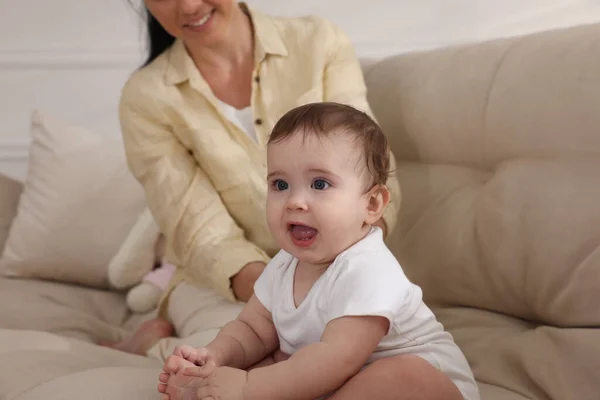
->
[[326, 254, 412, 334], [119, 84, 271, 302], [322, 20, 401, 235]]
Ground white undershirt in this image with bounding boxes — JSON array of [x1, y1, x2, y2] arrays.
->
[[216, 98, 258, 143]]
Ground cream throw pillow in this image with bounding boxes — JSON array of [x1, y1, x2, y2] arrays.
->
[[0, 111, 146, 288], [0, 175, 23, 256]]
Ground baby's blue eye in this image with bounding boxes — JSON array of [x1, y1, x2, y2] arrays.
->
[[274, 180, 289, 191], [311, 179, 330, 190]]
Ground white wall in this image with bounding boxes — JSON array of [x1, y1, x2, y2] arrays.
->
[[1, 0, 600, 180], [0, 0, 143, 180], [250, 0, 600, 57]]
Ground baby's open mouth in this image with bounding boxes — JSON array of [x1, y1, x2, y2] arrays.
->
[[288, 224, 318, 242]]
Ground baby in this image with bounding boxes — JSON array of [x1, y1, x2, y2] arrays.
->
[[158, 102, 480, 400]]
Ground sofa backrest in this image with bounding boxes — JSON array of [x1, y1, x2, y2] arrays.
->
[[365, 23, 600, 168]]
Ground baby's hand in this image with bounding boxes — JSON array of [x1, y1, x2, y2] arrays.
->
[[162, 354, 196, 376], [161, 346, 212, 376], [173, 345, 217, 366], [159, 354, 196, 395]]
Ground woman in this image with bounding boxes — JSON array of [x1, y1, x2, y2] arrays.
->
[[113, 1, 460, 399]]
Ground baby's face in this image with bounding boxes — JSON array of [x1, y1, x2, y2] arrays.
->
[[266, 131, 372, 265]]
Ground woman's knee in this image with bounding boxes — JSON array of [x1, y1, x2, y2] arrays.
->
[[168, 283, 242, 337]]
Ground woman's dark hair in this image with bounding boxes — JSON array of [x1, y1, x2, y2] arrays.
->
[[128, 1, 176, 67], [144, 9, 176, 66]]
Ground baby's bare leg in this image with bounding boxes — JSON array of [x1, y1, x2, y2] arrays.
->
[[328, 355, 463, 400]]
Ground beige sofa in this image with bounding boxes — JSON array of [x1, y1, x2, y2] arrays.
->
[[1, 22, 599, 400]]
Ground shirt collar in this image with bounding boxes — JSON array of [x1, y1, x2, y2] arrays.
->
[[243, 2, 288, 60], [165, 3, 287, 86]]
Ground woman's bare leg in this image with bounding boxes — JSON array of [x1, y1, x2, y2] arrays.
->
[[147, 283, 244, 361], [101, 283, 242, 359], [101, 318, 174, 356]]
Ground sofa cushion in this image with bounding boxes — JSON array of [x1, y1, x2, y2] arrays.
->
[[0, 330, 159, 400], [0, 277, 132, 344], [435, 306, 599, 400], [0, 174, 22, 256], [0, 111, 146, 288]]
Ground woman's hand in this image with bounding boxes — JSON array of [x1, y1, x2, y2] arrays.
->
[[231, 261, 266, 302]]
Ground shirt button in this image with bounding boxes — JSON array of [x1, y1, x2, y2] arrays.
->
[[254, 76, 260, 83], [255, 118, 263, 125]]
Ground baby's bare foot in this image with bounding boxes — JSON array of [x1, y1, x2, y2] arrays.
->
[[163, 366, 205, 400], [101, 318, 174, 356], [158, 358, 196, 397]]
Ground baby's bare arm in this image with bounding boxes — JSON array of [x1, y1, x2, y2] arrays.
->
[[206, 295, 279, 369], [244, 315, 389, 400]]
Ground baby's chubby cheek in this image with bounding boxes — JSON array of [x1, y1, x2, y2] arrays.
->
[[322, 208, 366, 245], [322, 221, 352, 247]]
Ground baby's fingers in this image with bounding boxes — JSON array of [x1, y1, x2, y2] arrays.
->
[[163, 355, 184, 374], [182, 346, 195, 359], [194, 347, 212, 365], [182, 363, 214, 379], [174, 345, 197, 361]]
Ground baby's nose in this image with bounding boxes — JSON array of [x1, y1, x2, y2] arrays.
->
[[286, 192, 308, 211]]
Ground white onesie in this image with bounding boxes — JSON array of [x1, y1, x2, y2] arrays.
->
[[254, 227, 480, 400]]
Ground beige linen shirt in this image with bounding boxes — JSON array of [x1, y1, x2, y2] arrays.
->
[[119, 4, 401, 305]]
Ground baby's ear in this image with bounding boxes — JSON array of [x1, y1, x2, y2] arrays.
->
[[365, 185, 390, 224]]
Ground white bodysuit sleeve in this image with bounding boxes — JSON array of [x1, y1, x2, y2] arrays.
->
[[326, 253, 413, 334]]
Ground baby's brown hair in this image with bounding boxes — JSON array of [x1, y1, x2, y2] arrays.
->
[[267, 102, 391, 190]]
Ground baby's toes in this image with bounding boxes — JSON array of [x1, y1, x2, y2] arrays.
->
[[158, 382, 167, 394], [159, 372, 170, 384]]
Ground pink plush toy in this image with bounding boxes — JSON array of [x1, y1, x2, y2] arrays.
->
[[108, 208, 176, 313], [122, 258, 176, 313]]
